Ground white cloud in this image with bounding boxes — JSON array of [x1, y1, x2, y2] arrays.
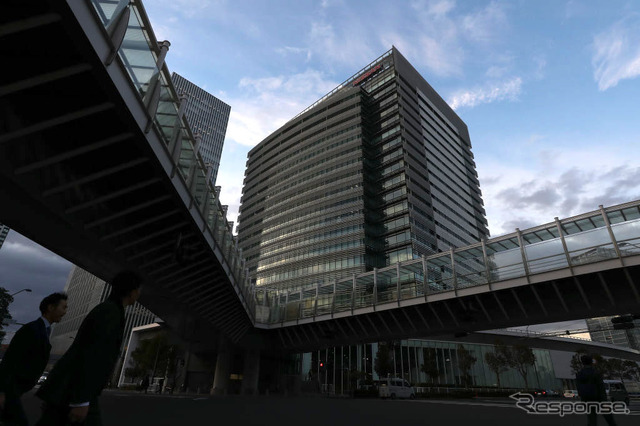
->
[[275, 46, 312, 62], [477, 144, 640, 236], [239, 76, 283, 92], [485, 65, 509, 78], [448, 77, 522, 109], [0, 232, 72, 336], [418, 35, 465, 77], [532, 55, 547, 80], [307, 22, 377, 70], [151, 0, 223, 20], [461, 1, 508, 44], [402, 1, 509, 77], [406, 1, 463, 76], [424, 0, 456, 17], [216, 169, 243, 233], [224, 69, 338, 148], [592, 15, 640, 91]]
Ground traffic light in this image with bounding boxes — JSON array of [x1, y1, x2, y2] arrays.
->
[[611, 314, 640, 330]]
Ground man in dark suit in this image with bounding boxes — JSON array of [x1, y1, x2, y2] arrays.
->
[[35, 270, 143, 426], [576, 354, 617, 426], [0, 293, 68, 426]]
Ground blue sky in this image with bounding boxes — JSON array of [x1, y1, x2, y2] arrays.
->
[[143, 0, 640, 237], [2, 0, 640, 338]]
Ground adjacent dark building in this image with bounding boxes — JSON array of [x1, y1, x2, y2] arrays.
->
[[50, 266, 158, 357], [237, 47, 489, 291], [171, 73, 231, 185], [586, 316, 640, 350], [0, 223, 9, 250]]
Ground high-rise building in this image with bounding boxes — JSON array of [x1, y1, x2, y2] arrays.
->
[[171, 73, 231, 185], [0, 223, 10, 250], [237, 47, 489, 290], [586, 316, 640, 350], [50, 266, 158, 356]]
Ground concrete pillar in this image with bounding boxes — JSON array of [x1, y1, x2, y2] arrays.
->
[[211, 337, 231, 395], [241, 349, 260, 395]]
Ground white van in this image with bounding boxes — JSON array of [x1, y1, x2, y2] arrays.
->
[[603, 380, 630, 405], [378, 377, 416, 399]]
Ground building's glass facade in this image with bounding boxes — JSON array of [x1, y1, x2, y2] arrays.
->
[[0, 223, 9, 250], [171, 73, 231, 185], [238, 48, 488, 291], [586, 316, 640, 350], [298, 339, 560, 394], [50, 266, 157, 356]]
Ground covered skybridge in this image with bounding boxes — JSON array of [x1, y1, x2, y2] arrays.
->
[[254, 201, 640, 352]]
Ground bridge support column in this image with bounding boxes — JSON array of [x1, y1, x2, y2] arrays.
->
[[241, 349, 261, 395], [211, 337, 231, 396]]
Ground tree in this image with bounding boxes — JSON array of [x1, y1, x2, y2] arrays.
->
[[124, 365, 146, 383], [509, 344, 536, 390], [485, 351, 509, 388], [622, 360, 640, 382], [593, 354, 609, 377], [420, 348, 439, 384], [570, 349, 589, 376], [347, 370, 367, 390], [128, 332, 177, 382], [606, 358, 625, 381], [456, 344, 477, 388], [374, 342, 394, 379], [0, 288, 14, 343]]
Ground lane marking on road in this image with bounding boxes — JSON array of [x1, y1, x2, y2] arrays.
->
[[406, 399, 640, 415], [403, 400, 517, 409]]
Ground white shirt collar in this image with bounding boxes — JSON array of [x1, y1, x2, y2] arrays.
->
[[41, 316, 51, 328]]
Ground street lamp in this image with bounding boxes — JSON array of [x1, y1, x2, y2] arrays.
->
[[10, 288, 32, 297]]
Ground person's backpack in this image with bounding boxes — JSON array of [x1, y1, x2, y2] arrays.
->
[[576, 368, 599, 400]]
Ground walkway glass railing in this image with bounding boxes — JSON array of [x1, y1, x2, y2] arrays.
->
[[254, 200, 640, 325], [89, 0, 255, 319]]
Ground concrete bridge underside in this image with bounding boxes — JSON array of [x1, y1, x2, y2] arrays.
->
[[262, 259, 640, 352], [0, 0, 252, 349]]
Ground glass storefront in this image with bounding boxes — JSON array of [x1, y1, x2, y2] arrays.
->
[[300, 339, 561, 394]]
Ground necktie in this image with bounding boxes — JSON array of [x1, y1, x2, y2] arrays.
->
[[46, 326, 51, 339]]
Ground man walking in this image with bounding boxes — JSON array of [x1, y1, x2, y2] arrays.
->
[[0, 293, 68, 426], [35, 270, 143, 425], [576, 354, 617, 426]]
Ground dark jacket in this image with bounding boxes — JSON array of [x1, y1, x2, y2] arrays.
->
[[36, 299, 124, 406], [0, 318, 51, 395], [576, 365, 607, 402]]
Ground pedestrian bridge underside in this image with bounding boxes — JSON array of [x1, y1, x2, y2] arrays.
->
[[2, 0, 640, 356], [0, 0, 255, 348]]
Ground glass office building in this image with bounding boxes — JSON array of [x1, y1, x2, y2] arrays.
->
[[238, 47, 489, 291], [171, 73, 231, 185], [586, 316, 640, 350], [50, 266, 157, 356], [0, 223, 9, 250]]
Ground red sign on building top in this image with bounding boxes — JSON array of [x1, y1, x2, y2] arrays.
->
[[352, 64, 382, 86]]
